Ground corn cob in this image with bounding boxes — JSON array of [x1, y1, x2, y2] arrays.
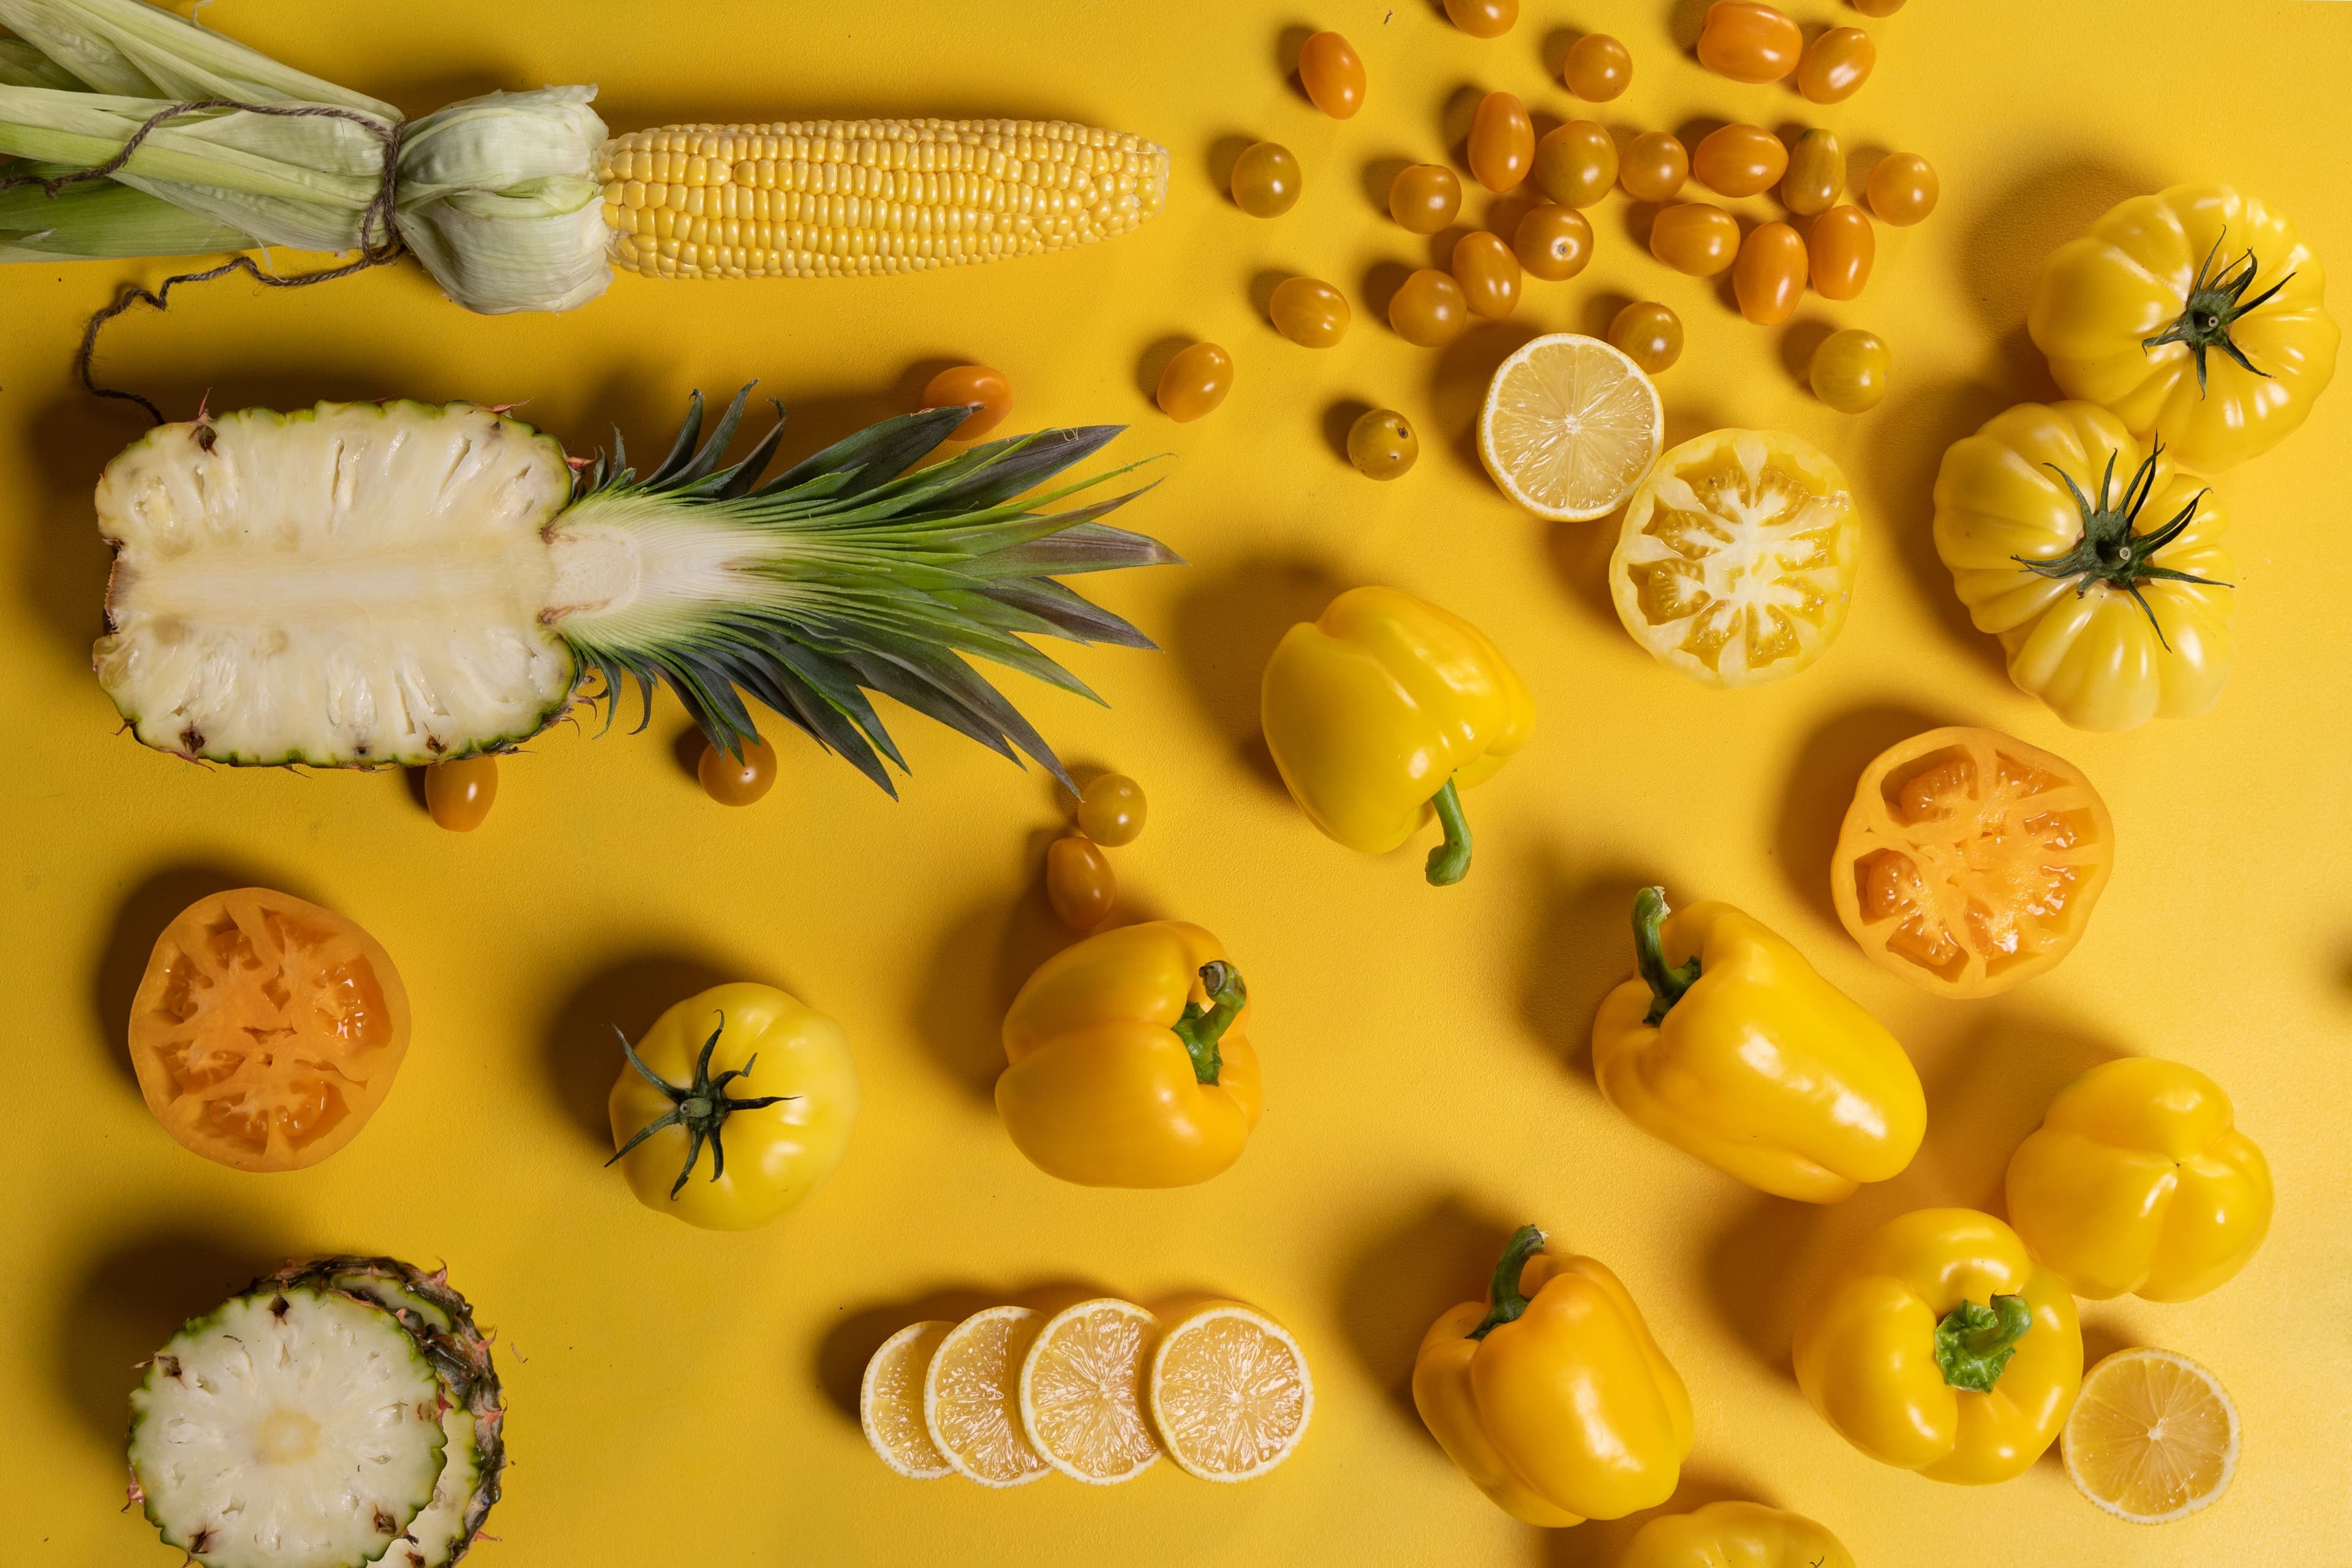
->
[[595, 118, 1169, 280]]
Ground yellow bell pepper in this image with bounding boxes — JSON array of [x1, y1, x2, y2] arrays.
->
[[1260, 586, 1533, 885], [1592, 888, 1925, 1203], [1411, 1226, 1691, 1526], [1618, 1501, 1855, 1568], [2005, 1057, 2272, 1302], [995, 921, 1261, 1188], [1793, 1208, 2081, 1484]]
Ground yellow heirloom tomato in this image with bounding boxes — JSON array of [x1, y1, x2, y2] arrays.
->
[[1593, 888, 1924, 1203], [2006, 1058, 2273, 1303], [2030, 183, 2337, 471], [1934, 401, 2233, 731], [608, 982, 858, 1231], [997, 921, 1261, 1188], [1619, 1501, 1855, 1568], [1795, 1208, 2081, 1484], [1413, 1226, 1692, 1526]]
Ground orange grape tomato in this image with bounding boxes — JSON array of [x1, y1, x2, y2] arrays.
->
[[699, 736, 778, 805], [1692, 123, 1789, 198], [1619, 132, 1689, 202], [1451, 231, 1522, 318], [1231, 140, 1301, 216], [1696, 1, 1803, 83], [1798, 26, 1875, 102], [918, 363, 1012, 439], [1830, 726, 2116, 998], [1514, 205, 1593, 281], [1389, 269, 1469, 346], [1156, 341, 1234, 421], [1269, 276, 1351, 347], [1348, 408, 1420, 479], [1734, 221, 1808, 324], [1562, 32, 1632, 100], [1389, 162, 1463, 234], [1531, 121, 1618, 208], [1076, 772, 1148, 845], [1608, 300, 1684, 373], [1810, 327, 1891, 412], [1866, 151, 1939, 225], [1297, 30, 1365, 119], [1468, 91, 1534, 193], [127, 887, 412, 1172], [1045, 836, 1117, 931], [1444, 0, 1517, 38], [1650, 203, 1741, 276], [1852, 0, 1904, 16], [1808, 205, 1875, 300], [424, 755, 497, 831], [1781, 129, 1845, 216]]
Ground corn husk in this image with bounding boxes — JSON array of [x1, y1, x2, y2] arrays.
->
[[0, 0, 609, 312]]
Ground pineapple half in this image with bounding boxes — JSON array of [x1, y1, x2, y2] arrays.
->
[[92, 388, 1175, 788]]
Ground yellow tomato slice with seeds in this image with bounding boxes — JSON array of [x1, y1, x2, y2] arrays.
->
[[2064, 1348, 2239, 1523], [1019, 1298, 1163, 1484], [1609, 429, 1858, 687], [862, 1322, 955, 1479], [924, 1307, 1051, 1487], [1147, 1302, 1314, 1482]]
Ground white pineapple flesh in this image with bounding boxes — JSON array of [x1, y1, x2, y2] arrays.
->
[[128, 1286, 448, 1568]]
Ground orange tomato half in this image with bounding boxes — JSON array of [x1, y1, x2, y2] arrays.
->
[[1831, 728, 2116, 998], [127, 888, 412, 1170]]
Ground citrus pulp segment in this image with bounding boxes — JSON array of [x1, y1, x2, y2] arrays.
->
[[1478, 333, 1664, 521], [1019, 1298, 1164, 1484], [2063, 1348, 2239, 1523], [862, 1322, 956, 1479], [924, 1307, 1052, 1487], [1147, 1302, 1314, 1482]]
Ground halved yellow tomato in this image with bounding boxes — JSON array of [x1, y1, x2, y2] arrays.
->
[[1608, 429, 1858, 687]]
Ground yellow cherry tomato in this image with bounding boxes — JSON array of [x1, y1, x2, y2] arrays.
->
[[1390, 269, 1469, 346], [1811, 328, 1890, 412], [1809, 205, 1875, 300], [1444, 0, 1516, 38], [918, 363, 1012, 439], [1562, 32, 1632, 100], [425, 755, 497, 830], [1853, 0, 1904, 13], [1270, 276, 1351, 347], [1692, 124, 1787, 199], [1297, 30, 1365, 119], [1156, 342, 1233, 421], [1348, 409, 1420, 479], [698, 737, 777, 805], [1697, 1, 1802, 83], [1452, 231, 1522, 319], [1781, 129, 1845, 216], [1798, 26, 1875, 102], [1619, 132, 1688, 202], [1734, 221, 1807, 325], [1609, 301, 1683, 373], [1514, 205, 1593, 281], [1230, 141, 1300, 217], [1076, 772, 1147, 845], [1390, 162, 1463, 234], [1531, 121, 1618, 209], [1469, 91, 1533, 193], [1651, 203, 1740, 277], [1046, 835, 1117, 930], [1866, 151, 1939, 225]]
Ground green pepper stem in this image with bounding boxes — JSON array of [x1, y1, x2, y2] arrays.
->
[[1932, 1294, 2034, 1393], [1425, 777, 1473, 886], [1172, 961, 1247, 1086], [1634, 886, 1702, 1025], [1468, 1224, 1547, 1340]]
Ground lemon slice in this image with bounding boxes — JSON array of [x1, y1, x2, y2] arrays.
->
[[1478, 333, 1665, 521], [861, 1321, 955, 1479], [1146, 1301, 1313, 1482], [924, 1306, 1052, 1487], [1019, 1298, 1163, 1485], [2063, 1348, 2240, 1523]]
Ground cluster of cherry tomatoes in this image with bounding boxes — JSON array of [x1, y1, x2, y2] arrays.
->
[[1044, 772, 1151, 930]]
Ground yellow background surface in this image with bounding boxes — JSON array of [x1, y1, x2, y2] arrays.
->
[[4, 1, 2349, 1564]]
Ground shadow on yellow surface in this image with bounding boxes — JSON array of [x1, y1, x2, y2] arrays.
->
[[540, 951, 759, 1148], [1169, 554, 1346, 796], [1514, 849, 1660, 1080], [1333, 1192, 1518, 1438]]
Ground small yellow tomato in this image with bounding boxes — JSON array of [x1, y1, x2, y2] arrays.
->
[[1077, 772, 1148, 845], [1610, 301, 1684, 374], [1853, 0, 1904, 13], [1270, 276, 1351, 347], [1297, 30, 1365, 119], [425, 755, 497, 831], [1046, 836, 1117, 930], [1469, 91, 1534, 192], [1231, 141, 1301, 217], [1390, 162, 1463, 234], [1444, 0, 1516, 38], [1697, 1, 1802, 83], [1867, 152, 1939, 225], [1798, 26, 1875, 102], [918, 363, 1012, 439], [1619, 132, 1688, 202], [1452, 231, 1522, 318], [1693, 124, 1787, 199], [1390, 269, 1469, 346], [1734, 221, 1808, 325], [1808, 205, 1875, 300], [1157, 342, 1234, 421], [1348, 409, 1420, 479], [1811, 328, 1891, 412], [1514, 205, 1593, 281], [1650, 203, 1741, 277], [699, 737, 778, 805], [1781, 129, 1845, 216], [1531, 121, 1618, 208], [1562, 32, 1632, 99]]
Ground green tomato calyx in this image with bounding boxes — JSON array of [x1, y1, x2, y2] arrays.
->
[[1934, 1294, 2034, 1392], [2142, 228, 2293, 394], [2015, 437, 2231, 651], [607, 1012, 797, 1198]]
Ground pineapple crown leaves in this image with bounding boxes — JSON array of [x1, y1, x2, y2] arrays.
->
[[605, 1014, 795, 1200], [559, 385, 1179, 794]]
